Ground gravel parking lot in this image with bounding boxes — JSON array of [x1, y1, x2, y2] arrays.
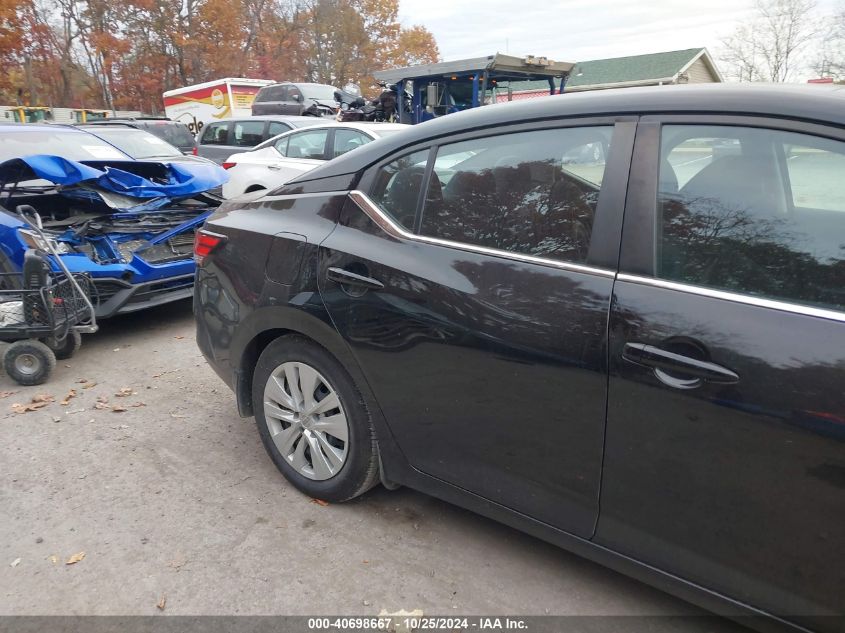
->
[[0, 300, 741, 623]]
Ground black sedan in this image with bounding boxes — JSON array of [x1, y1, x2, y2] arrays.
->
[[194, 84, 845, 633]]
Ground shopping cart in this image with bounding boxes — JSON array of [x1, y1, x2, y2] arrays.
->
[[0, 209, 98, 385]]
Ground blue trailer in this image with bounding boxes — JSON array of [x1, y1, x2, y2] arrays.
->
[[373, 53, 573, 125]]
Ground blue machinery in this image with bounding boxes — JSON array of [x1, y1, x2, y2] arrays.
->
[[374, 53, 574, 125]]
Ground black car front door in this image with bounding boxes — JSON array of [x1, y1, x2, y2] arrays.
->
[[319, 120, 635, 537], [599, 118, 845, 630]]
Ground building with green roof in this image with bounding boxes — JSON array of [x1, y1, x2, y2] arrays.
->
[[501, 48, 722, 101]]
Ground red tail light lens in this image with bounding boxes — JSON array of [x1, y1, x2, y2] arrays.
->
[[191, 146, 198, 156], [221, 162, 236, 170], [194, 229, 227, 265]]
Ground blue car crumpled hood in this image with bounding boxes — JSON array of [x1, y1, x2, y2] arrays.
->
[[0, 155, 228, 201]]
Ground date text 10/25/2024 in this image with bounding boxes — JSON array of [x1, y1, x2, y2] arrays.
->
[[307, 617, 528, 631]]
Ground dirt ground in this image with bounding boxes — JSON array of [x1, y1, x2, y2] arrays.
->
[[0, 300, 736, 620]]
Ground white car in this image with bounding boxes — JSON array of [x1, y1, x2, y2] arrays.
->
[[221, 122, 408, 198]]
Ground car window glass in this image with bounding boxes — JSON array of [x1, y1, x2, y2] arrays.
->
[[232, 120, 265, 147], [658, 125, 845, 312], [370, 149, 430, 229], [283, 129, 328, 159], [258, 85, 285, 102], [418, 127, 612, 263], [289, 88, 302, 101], [267, 122, 290, 137], [333, 129, 370, 158], [273, 136, 289, 156], [201, 122, 228, 145]]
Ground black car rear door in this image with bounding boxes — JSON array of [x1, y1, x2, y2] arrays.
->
[[599, 116, 845, 629], [318, 119, 635, 537]]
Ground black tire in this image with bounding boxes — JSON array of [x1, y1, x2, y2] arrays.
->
[[4, 339, 56, 386], [252, 335, 380, 502], [44, 330, 82, 360]]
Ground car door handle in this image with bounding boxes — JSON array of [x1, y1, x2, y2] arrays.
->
[[268, 164, 283, 171], [327, 266, 384, 290], [623, 342, 739, 386]]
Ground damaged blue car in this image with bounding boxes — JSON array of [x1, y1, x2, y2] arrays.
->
[[0, 124, 228, 317]]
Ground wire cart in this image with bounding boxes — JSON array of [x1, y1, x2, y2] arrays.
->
[[0, 219, 98, 385]]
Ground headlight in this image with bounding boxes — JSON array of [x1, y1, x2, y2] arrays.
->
[[17, 229, 72, 254]]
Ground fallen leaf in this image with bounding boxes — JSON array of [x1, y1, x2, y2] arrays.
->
[[153, 369, 179, 378], [76, 378, 88, 383], [67, 408, 86, 415], [65, 551, 85, 565], [311, 498, 329, 507], [94, 402, 111, 410], [81, 382, 97, 389], [115, 387, 134, 397], [112, 406, 127, 413], [32, 394, 54, 403], [60, 389, 77, 406], [170, 413, 186, 419], [0, 390, 18, 399], [10, 558, 21, 568], [174, 335, 185, 340], [157, 594, 167, 610], [11, 401, 49, 414], [113, 348, 120, 352], [49, 555, 58, 564], [52, 416, 61, 423], [131, 402, 146, 408]]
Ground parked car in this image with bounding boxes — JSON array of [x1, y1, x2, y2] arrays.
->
[[81, 117, 197, 154], [251, 82, 339, 117], [76, 124, 214, 165], [196, 115, 322, 164], [194, 84, 845, 633], [221, 122, 408, 198], [0, 123, 227, 318]]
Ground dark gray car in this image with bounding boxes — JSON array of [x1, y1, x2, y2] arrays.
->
[[251, 82, 339, 117], [76, 124, 213, 165], [196, 115, 322, 164]]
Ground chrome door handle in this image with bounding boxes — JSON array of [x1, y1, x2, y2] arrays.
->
[[268, 164, 283, 171], [623, 342, 739, 388], [327, 266, 384, 290]]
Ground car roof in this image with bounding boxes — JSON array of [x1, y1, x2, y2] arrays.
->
[[225, 115, 324, 123], [297, 83, 845, 183], [252, 122, 409, 150], [0, 123, 92, 133]]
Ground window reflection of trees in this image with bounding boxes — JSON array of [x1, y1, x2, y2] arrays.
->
[[660, 193, 845, 313], [421, 158, 600, 264]]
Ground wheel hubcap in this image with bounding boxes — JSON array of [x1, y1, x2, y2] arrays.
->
[[263, 361, 349, 481], [14, 353, 40, 376]]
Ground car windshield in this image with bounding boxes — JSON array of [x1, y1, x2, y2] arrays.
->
[[0, 130, 128, 163], [147, 122, 196, 147], [300, 85, 339, 102], [84, 128, 183, 159]]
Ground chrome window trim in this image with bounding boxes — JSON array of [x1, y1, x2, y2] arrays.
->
[[348, 190, 615, 278], [616, 273, 845, 323]]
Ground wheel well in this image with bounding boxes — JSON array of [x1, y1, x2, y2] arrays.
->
[[244, 185, 267, 193]]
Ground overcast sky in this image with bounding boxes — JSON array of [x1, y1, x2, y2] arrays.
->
[[397, 0, 838, 79]]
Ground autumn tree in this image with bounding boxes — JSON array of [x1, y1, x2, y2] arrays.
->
[[721, 0, 821, 81]]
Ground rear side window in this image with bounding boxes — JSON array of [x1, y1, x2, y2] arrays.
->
[[333, 129, 370, 158], [232, 120, 265, 147], [150, 123, 195, 148], [201, 122, 229, 145], [370, 149, 429, 229], [282, 129, 328, 159], [418, 127, 612, 263], [267, 121, 291, 138], [257, 85, 286, 102], [658, 125, 845, 312]]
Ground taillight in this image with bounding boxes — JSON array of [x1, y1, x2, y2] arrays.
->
[[194, 229, 227, 265], [191, 146, 198, 156], [221, 161, 236, 170]]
